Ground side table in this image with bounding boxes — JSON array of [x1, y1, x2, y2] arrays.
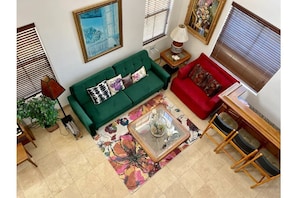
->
[[160, 48, 191, 75]]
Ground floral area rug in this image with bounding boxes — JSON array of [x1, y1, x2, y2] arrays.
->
[[93, 92, 201, 193]]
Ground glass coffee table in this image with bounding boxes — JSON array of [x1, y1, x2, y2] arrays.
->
[[128, 104, 190, 162]]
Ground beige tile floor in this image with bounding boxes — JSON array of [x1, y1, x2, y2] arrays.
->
[[16, 87, 281, 198]]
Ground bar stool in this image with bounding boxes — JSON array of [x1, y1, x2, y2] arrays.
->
[[234, 148, 280, 188], [200, 112, 239, 149], [214, 127, 261, 169], [17, 143, 38, 167]]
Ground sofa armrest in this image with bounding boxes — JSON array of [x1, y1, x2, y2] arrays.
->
[[207, 95, 221, 108], [177, 60, 197, 79], [151, 61, 170, 89], [67, 95, 93, 135]]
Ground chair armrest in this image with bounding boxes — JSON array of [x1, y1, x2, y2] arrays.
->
[[207, 95, 221, 108], [177, 61, 196, 79]]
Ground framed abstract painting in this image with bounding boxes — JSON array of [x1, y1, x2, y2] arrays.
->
[[184, 0, 226, 45], [73, 0, 123, 63]]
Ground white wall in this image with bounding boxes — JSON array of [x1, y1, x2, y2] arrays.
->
[[17, 0, 145, 106], [17, 0, 281, 126]]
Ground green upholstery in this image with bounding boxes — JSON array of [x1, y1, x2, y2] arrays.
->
[[82, 91, 133, 130], [70, 67, 115, 106], [68, 50, 170, 137], [123, 70, 164, 105]]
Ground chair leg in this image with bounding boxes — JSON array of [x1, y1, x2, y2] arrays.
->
[[214, 130, 237, 153], [200, 114, 218, 138], [251, 174, 280, 188], [27, 158, 38, 167], [231, 149, 258, 169]]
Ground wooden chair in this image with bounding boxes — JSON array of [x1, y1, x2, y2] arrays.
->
[[214, 127, 261, 169], [200, 112, 239, 149], [17, 143, 38, 167], [234, 148, 280, 188], [17, 122, 37, 148]]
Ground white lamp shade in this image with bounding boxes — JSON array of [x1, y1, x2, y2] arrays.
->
[[170, 24, 189, 43]]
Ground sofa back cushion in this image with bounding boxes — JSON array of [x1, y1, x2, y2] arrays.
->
[[188, 64, 209, 87], [195, 53, 237, 89], [70, 67, 116, 105], [113, 50, 152, 77]]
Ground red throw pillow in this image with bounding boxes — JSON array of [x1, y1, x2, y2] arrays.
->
[[188, 64, 209, 87], [203, 75, 222, 97]]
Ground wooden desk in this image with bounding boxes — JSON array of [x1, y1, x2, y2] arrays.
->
[[218, 83, 280, 150]]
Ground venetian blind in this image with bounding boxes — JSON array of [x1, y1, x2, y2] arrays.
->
[[211, 2, 280, 92], [17, 23, 56, 99], [143, 0, 171, 45]]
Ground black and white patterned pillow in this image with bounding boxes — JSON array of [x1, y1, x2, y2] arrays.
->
[[87, 80, 111, 104]]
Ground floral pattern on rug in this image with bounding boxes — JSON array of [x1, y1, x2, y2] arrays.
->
[[94, 92, 201, 192]]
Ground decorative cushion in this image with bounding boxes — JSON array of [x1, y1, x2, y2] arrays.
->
[[106, 74, 125, 96], [189, 64, 209, 87], [203, 74, 222, 97], [87, 80, 111, 104], [122, 73, 133, 88], [132, 66, 147, 83]]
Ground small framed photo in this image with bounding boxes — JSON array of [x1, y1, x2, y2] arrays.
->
[[73, 0, 123, 63]]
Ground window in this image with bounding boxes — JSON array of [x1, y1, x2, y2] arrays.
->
[[143, 0, 172, 45], [17, 23, 56, 99], [211, 2, 280, 92]]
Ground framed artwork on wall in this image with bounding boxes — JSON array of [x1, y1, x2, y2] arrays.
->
[[184, 0, 226, 45], [73, 0, 123, 63]]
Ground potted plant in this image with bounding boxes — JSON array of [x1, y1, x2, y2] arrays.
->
[[17, 95, 60, 132]]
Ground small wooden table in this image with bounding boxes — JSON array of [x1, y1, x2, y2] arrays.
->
[[160, 48, 191, 75]]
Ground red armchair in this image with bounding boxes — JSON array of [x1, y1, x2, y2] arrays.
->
[[170, 53, 238, 119]]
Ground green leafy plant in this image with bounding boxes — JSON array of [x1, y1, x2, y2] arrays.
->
[[17, 96, 59, 128]]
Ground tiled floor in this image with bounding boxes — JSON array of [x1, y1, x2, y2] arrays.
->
[[16, 88, 280, 198]]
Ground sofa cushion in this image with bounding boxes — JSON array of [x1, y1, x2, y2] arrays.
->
[[132, 66, 147, 83], [203, 75, 222, 97], [106, 74, 125, 96], [87, 80, 112, 104], [82, 91, 133, 129], [122, 73, 133, 88], [112, 50, 152, 77], [189, 64, 209, 86], [124, 70, 163, 104]]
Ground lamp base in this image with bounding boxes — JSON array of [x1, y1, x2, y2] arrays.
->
[[61, 115, 73, 126], [61, 115, 83, 140], [171, 42, 183, 54]]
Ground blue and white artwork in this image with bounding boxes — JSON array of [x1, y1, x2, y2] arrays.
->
[[75, 1, 122, 62]]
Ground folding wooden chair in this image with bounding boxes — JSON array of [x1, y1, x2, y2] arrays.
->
[[200, 112, 239, 149], [17, 143, 38, 167], [234, 148, 280, 188], [214, 127, 261, 169]]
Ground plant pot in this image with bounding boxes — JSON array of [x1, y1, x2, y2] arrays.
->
[[45, 123, 59, 132]]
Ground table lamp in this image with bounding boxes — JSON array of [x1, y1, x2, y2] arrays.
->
[[170, 24, 189, 54]]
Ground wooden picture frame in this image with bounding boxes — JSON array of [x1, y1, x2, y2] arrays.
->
[[184, 0, 226, 45], [73, 0, 123, 63]]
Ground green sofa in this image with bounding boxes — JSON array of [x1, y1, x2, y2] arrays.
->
[[67, 50, 170, 137]]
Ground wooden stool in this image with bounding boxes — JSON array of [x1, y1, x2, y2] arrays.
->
[[17, 143, 38, 167]]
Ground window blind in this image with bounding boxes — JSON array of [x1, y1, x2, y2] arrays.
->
[[17, 23, 56, 99], [143, 0, 171, 45], [211, 2, 280, 92]]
